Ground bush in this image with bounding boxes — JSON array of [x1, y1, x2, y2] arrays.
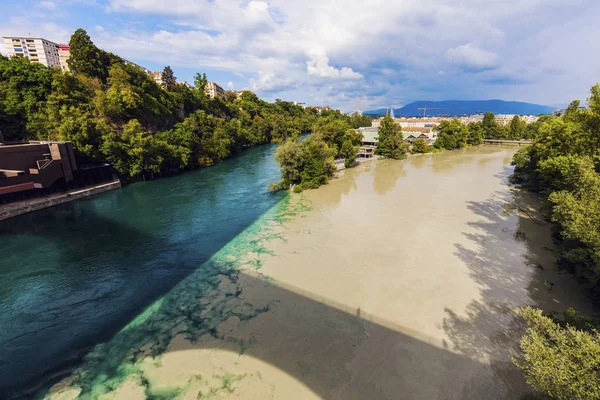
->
[[515, 307, 600, 400]]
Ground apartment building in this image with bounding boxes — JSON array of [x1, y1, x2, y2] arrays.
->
[[58, 45, 70, 71], [206, 81, 225, 99], [3, 36, 61, 67]]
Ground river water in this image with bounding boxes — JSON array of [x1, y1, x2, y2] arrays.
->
[[2, 145, 596, 399], [0, 145, 285, 398]]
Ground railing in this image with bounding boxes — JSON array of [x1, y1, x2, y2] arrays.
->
[[36, 159, 53, 170], [483, 139, 533, 146]]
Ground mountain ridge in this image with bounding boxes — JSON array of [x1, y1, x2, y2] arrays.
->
[[364, 100, 555, 117]]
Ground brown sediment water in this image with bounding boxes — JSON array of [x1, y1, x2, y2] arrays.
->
[[45, 146, 597, 400]]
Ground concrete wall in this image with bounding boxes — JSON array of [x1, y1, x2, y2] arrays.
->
[[0, 181, 122, 221]]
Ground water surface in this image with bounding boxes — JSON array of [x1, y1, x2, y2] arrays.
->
[[0, 145, 284, 398], [5, 145, 598, 400]]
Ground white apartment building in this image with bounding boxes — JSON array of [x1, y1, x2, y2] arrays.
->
[[3, 36, 61, 67], [205, 81, 225, 99]]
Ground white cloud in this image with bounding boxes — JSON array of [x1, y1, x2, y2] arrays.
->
[[39, 1, 56, 9], [445, 43, 502, 71], [2, 0, 599, 109], [227, 81, 234, 89], [306, 49, 363, 80]]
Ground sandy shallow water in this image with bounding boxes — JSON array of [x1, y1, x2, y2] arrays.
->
[[45, 146, 597, 400]]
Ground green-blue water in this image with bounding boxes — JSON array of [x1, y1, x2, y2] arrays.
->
[[0, 144, 285, 398]]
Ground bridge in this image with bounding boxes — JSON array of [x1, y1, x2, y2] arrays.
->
[[483, 139, 533, 146]]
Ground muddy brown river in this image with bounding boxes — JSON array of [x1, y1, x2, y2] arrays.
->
[[44, 146, 596, 400]]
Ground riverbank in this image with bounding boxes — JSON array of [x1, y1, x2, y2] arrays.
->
[[0, 180, 121, 221], [41, 145, 597, 400]]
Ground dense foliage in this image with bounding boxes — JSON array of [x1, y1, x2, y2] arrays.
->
[[516, 307, 600, 400], [481, 111, 544, 140], [0, 29, 335, 181], [433, 118, 483, 149], [510, 84, 600, 398], [410, 138, 431, 154], [376, 116, 409, 159], [271, 119, 362, 191]]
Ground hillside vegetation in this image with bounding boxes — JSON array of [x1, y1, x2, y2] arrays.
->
[[0, 29, 369, 181], [510, 84, 600, 400]]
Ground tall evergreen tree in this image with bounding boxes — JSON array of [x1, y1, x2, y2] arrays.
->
[[67, 29, 111, 82], [482, 112, 497, 139], [161, 66, 177, 91]]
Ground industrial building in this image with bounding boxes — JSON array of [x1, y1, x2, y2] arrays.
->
[[0, 135, 116, 203]]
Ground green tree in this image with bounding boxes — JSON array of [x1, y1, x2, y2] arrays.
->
[[411, 138, 430, 153], [376, 115, 408, 159], [298, 134, 336, 189], [434, 119, 467, 150], [161, 66, 177, 91], [508, 115, 526, 140], [482, 112, 497, 138], [67, 28, 111, 82], [339, 139, 358, 168], [515, 307, 600, 400], [466, 122, 484, 145]]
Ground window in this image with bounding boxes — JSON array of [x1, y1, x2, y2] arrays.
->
[[26, 39, 34, 43]]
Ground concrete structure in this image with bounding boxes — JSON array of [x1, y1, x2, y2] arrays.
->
[[0, 180, 121, 221], [483, 139, 532, 146], [0, 141, 78, 195], [3, 36, 61, 67], [58, 45, 70, 71], [206, 82, 225, 99], [0, 138, 120, 216], [358, 127, 379, 146]]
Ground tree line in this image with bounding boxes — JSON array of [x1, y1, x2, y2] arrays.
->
[[509, 84, 600, 400], [0, 28, 361, 181]]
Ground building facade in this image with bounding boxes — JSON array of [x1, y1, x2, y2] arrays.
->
[[58, 45, 70, 71], [206, 82, 225, 99], [3, 36, 61, 67]]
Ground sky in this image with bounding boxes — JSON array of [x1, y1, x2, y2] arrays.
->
[[1, 0, 599, 112]]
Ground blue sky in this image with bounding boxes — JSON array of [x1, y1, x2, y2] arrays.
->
[[1, 0, 599, 111]]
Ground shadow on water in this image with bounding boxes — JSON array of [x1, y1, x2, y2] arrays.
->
[[17, 189, 529, 400], [0, 145, 286, 398], [33, 269, 525, 400], [441, 164, 595, 397]]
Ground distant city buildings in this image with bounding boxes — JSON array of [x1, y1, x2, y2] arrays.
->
[[206, 81, 225, 99], [3, 36, 61, 68], [372, 114, 539, 129]]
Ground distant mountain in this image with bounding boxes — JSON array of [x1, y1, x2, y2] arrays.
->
[[365, 100, 555, 117]]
